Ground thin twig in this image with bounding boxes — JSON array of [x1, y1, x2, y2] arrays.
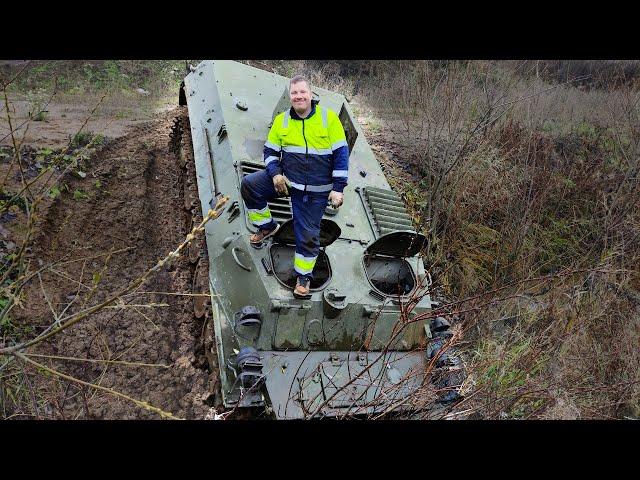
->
[[0, 196, 228, 355], [15, 351, 180, 419], [24, 353, 170, 369]]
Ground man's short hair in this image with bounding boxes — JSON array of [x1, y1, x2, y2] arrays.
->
[[290, 74, 310, 88]]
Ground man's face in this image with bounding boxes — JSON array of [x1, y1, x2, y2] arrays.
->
[[289, 80, 312, 115]]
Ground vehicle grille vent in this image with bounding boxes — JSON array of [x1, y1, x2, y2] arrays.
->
[[361, 187, 414, 238], [240, 162, 293, 223]]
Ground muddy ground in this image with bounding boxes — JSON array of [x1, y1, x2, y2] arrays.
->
[[0, 93, 173, 149], [3, 107, 217, 419]]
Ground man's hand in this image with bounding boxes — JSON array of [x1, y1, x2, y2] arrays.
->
[[329, 191, 344, 208], [273, 174, 289, 196]]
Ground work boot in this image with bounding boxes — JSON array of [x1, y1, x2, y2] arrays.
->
[[249, 223, 280, 245], [293, 276, 311, 299]]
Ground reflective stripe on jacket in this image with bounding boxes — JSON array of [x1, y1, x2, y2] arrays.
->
[[263, 101, 350, 193]]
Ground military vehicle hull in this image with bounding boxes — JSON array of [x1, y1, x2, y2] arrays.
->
[[182, 61, 456, 419]]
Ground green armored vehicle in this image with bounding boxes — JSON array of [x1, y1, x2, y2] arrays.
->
[[181, 60, 459, 419]]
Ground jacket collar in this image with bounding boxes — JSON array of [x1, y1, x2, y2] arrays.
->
[[289, 99, 319, 120]]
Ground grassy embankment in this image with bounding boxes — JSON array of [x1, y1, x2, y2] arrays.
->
[[284, 60, 640, 419]]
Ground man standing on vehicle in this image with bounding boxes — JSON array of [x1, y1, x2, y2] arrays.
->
[[240, 74, 349, 298]]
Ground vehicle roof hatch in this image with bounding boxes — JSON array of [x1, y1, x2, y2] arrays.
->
[[273, 219, 341, 247], [364, 230, 427, 257]]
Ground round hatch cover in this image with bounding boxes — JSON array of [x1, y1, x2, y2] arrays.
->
[[364, 230, 427, 257], [273, 219, 341, 247]]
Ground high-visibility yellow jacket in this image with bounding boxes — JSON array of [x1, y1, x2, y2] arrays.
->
[[263, 101, 349, 193]]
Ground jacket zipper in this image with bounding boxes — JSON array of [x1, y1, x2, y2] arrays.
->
[[302, 118, 308, 192]]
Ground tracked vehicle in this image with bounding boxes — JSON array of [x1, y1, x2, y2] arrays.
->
[[180, 60, 460, 419]]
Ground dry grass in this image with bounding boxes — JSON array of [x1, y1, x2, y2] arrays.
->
[[299, 60, 640, 419]]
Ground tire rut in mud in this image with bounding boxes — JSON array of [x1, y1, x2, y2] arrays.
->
[[15, 107, 218, 419]]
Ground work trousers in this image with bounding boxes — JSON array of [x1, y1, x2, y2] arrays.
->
[[240, 169, 329, 281]]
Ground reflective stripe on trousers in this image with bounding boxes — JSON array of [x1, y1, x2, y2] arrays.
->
[[247, 205, 273, 226], [294, 253, 316, 276]]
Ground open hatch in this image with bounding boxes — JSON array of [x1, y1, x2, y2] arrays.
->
[[363, 231, 427, 297], [269, 219, 341, 291]]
